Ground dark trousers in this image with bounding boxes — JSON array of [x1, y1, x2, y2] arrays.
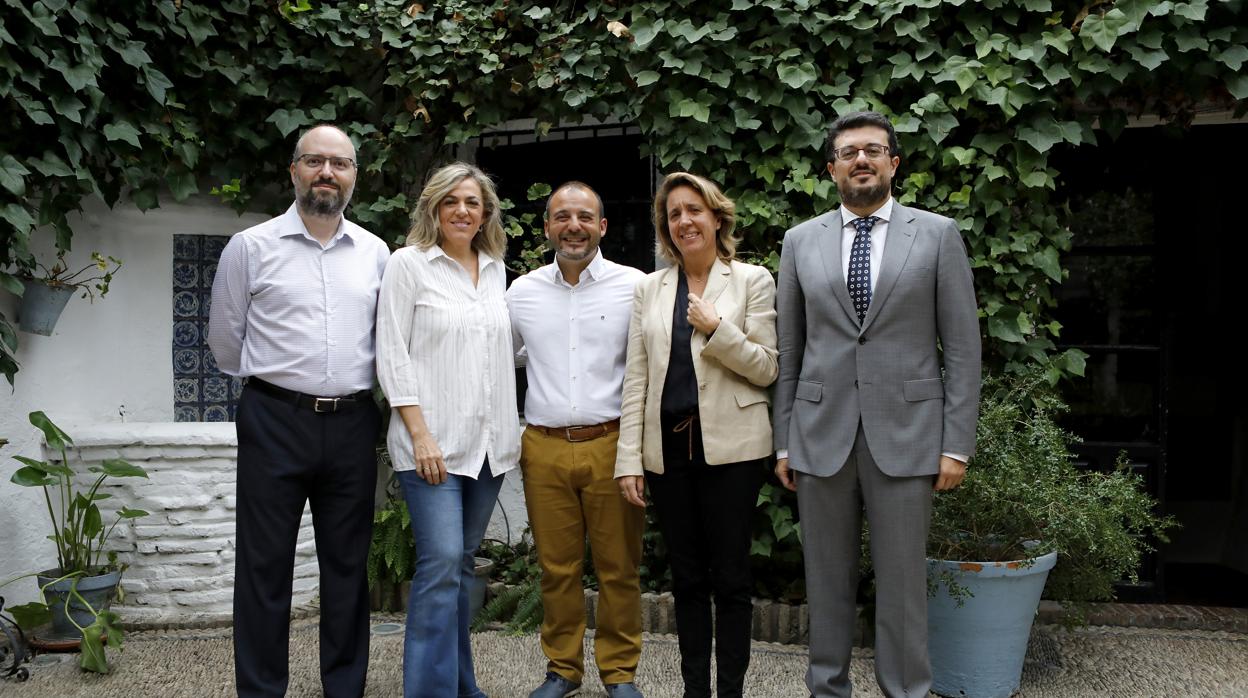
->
[[233, 385, 381, 698], [647, 415, 763, 698]]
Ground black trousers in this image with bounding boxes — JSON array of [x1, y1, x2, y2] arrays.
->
[[647, 415, 763, 698], [233, 385, 380, 698]]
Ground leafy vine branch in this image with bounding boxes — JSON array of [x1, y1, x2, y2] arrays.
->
[[1, 0, 1244, 386]]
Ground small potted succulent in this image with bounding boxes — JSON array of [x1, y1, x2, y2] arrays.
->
[[1, 411, 149, 673]]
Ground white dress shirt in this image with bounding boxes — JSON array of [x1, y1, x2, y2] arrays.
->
[[207, 203, 390, 396], [840, 197, 893, 292], [506, 251, 644, 428], [375, 245, 520, 478]]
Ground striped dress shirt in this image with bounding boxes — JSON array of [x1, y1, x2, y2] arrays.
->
[[375, 245, 520, 478], [206, 203, 390, 396]]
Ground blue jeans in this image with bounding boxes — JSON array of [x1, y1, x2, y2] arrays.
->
[[397, 460, 503, 698]]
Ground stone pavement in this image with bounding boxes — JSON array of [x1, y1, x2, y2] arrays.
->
[[4, 614, 1248, 697]]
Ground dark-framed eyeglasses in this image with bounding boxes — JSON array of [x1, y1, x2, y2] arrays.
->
[[831, 144, 891, 162], [293, 154, 357, 172]]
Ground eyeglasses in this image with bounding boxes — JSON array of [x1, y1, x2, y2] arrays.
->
[[831, 144, 891, 162], [293, 154, 357, 171]]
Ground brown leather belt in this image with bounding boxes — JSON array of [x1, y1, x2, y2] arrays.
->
[[527, 419, 620, 443]]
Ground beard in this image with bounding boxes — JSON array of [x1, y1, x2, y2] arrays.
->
[[297, 179, 351, 217], [838, 168, 891, 210], [555, 239, 598, 262]]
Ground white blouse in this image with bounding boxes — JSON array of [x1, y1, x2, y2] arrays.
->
[[375, 244, 520, 478]]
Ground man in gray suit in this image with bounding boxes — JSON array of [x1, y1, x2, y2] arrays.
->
[[773, 111, 981, 698]]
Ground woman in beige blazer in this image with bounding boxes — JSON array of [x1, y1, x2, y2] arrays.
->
[[615, 172, 778, 698]]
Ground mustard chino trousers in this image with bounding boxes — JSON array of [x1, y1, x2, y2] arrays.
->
[[520, 427, 645, 685]]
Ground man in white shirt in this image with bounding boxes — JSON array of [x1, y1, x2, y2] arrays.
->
[[207, 124, 390, 698], [506, 182, 646, 698], [773, 111, 981, 697]]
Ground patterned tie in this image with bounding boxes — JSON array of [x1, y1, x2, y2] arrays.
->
[[848, 216, 879, 322]]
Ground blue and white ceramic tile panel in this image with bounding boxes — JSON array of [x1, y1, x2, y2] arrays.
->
[[172, 234, 241, 422]]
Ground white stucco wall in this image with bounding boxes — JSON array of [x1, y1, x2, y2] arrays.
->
[[0, 196, 269, 605], [1, 194, 530, 614]]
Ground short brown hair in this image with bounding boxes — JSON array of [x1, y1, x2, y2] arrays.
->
[[652, 172, 738, 267]]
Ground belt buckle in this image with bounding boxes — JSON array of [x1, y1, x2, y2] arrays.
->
[[314, 397, 339, 413]]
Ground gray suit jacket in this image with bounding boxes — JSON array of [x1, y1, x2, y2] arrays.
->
[[772, 203, 981, 477]]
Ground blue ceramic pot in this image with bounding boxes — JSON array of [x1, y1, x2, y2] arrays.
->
[[927, 549, 1058, 698], [18, 281, 75, 336], [36, 569, 123, 641]]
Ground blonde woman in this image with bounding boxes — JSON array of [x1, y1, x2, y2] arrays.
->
[[615, 172, 778, 698], [376, 162, 519, 698]]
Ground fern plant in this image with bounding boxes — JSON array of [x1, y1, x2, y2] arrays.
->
[[471, 532, 544, 634], [471, 578, 543, 635], [366, 485, 414, 611]]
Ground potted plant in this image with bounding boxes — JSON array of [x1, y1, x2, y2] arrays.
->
[[925, 368, 1175, 698], [1, 411, 149, 673], [14, 250, 122, 336], [367, 476, 498, 618]]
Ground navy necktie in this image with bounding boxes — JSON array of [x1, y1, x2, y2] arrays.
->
[[848, 216, 879, 322]]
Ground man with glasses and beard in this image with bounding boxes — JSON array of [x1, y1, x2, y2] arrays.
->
[[208, 124, 390, 698], [772, 111, 981, 698]]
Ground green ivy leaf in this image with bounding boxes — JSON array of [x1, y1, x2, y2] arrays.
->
[[27, 153, 74, 177], [983, 164, 1007, 181], [49, 92, 86, 124], [1225, 74, 1248, 100], [988, 314, 1026, 343], [1127, 45, 1168, 70], [142, 65, 174, 103], [631, 17, 663, 49], [1020, 170, 1050, 188], [49, 57, 98, 91], [102, 122, 142, 148], [1172, 1, 1208, 21], [115, 41, 152, 69], [0, 154, 30, 196], [1080, 9, 1130, 53], [0, 204, 35, 234], [1214, 45, 1248, 71], [167, 169, 198, 201], [0, 272, 24, 297], [1031, 247, 1061, 281], [923, 112, 958, 144], [266, 108, 310, 137], [1173, 31, 1209, 53], [675, 98, 710, 123], [776, 62, 817, 89]]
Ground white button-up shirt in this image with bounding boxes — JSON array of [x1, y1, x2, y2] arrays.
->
[[206, 203, 390, 396], [375, 245, 520, 478], [506, 251, 644, 428]]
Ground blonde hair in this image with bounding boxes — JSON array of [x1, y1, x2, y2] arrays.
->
[[652, 172, 739, 267], [405, 162, 506, 259]]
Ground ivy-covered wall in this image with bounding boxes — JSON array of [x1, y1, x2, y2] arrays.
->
[[2, 0, 1245, 386]]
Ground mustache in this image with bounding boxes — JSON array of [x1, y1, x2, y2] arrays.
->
[[851, 167, 875, 176], [312, 179, 339, 190]]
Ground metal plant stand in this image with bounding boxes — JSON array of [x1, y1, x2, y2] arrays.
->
[[0, 597, 33, 682]]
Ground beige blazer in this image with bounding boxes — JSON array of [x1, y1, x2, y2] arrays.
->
[[615, 258, 778, 476]]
